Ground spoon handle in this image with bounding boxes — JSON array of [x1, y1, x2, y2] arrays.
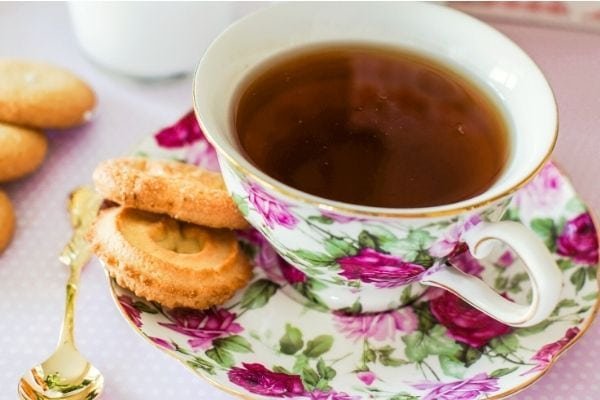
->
[[57, 187, 102, 346]]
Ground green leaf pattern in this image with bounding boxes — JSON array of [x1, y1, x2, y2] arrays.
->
[[111, 142, 599, 400]]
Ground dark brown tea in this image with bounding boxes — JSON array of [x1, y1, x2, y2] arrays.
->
[[235, 45, 509, 208]]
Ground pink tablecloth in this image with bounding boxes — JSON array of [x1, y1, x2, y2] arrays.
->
[[0, 3, 598, 400]]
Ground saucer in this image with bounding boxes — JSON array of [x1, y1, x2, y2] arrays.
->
[[107, 118, 599, 399]]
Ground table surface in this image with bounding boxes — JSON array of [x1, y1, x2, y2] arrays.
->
[[1, 3, 599, 400]]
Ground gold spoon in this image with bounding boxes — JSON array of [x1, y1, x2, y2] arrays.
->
[[18, 187, 104, 400]]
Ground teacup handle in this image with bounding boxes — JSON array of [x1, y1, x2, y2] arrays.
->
[[421, 221, 563, 327]]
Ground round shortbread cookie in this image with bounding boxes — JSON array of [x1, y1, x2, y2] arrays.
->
[[0, 122, 48, 182], [93, 157, 249, 230], [0, 59, 96, 129], [88, 207, 253, 310], [0, 190, 15, 253]]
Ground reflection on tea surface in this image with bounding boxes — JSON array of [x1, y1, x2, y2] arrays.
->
[[236, 45, 508, 208]]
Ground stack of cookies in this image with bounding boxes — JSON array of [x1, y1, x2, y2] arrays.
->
[[87, 157, 254, 310], [0, 60, 96, 253]]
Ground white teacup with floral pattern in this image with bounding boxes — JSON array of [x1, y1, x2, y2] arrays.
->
[[193, 2, 561, 327]]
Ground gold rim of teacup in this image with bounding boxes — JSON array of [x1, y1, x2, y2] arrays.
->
[[191, 7, 560, 219], [191, 2, 559, 219], [192, 51, 558, 219]]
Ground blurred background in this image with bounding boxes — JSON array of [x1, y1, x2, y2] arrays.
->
[[0, 2, 599, 400]]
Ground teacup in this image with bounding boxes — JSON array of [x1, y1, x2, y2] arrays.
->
[[193, 2, 561, 327]]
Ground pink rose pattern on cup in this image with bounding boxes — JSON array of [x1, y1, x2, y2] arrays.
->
[[279, 259, 309, 284], [237, 229, 294, 284], [153, 112, 501, 304], [429, 215, 482, 258], [321, 210, 361, 224], [121, 117, 599, 399], [247, 182, 299, 229], [447, 250, 485, 276], [337, 248, 426, 288], [229, 174, 504, 305], [514, 162, 564, 214]]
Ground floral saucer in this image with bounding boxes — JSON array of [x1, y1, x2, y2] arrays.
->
[[107, 113, 599, 399]]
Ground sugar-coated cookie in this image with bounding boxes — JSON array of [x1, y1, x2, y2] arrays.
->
[[88, 207, 253, 309], [0, 122, 48, 182], [93, 157, 249, 230], [0, 190, 15, 253], [0, 60, 96, 129]]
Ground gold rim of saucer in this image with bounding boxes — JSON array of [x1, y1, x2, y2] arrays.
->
[[104, 163, 600, 400], [104, 219, 600, 400], [488, 212, 600, 400]]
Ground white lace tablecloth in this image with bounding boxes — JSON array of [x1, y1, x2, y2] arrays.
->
[[1, 3, 599, 400]]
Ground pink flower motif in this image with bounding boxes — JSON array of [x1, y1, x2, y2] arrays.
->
[[238, 230, 283, 277], [159, 308, 242, 350], [413, 373, 500, 400], [118, 295, 142, 328], [154, 111, 220, 171], [333, 307, 418, 341], [247, 182, 298, 229], [337, 248, 425, 288], [430, 292, 512, 348], [309, 391, 361, 400], [185, 140, 220, 172], [357, 371, 376, 386], [228, 363, 305, 397], [237, 230, 306, 284], [522, 327, 580, 375], [422, 287, 445, 302], [429, 215, 482, 258], [154, 111, 203, 148], [557, 213, 599, 265], [321, 210, 359, 224], [449, 250, 484, 277], [515, 162, 563, 211], [148, 336, 175, 351], [497, 250, 515, 268], [279, 260, 308, 284]]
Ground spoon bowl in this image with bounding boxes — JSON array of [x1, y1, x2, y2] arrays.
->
[[18, 355, 103, 400]]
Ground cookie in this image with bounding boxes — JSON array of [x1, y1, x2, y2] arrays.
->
[[0, 59, 96, 129], [88, 207, 253, 309], [93, 157, 249, 229], [0, 190, 15, 253], [0, 122, 48, 182]]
